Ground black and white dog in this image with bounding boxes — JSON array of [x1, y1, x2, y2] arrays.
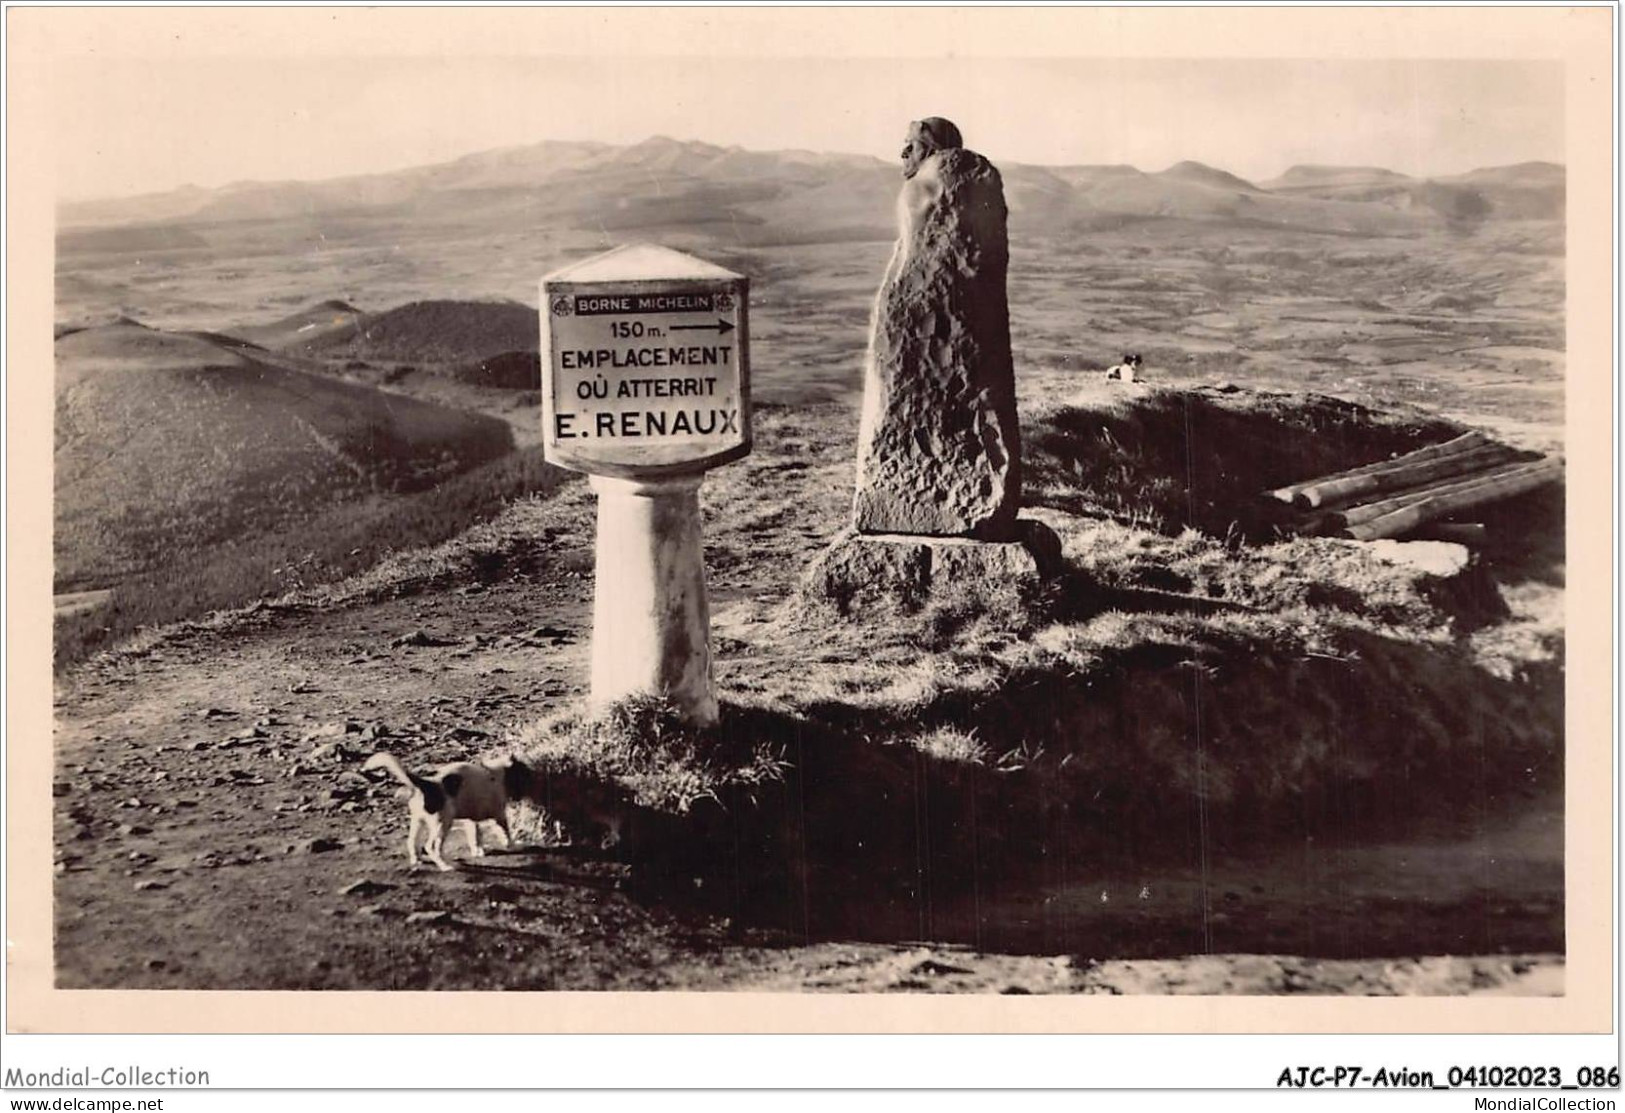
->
[[1105, 353, 1143, 381], [363, 752, 533, 871]]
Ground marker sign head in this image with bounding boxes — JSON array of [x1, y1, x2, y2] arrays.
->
[[541, 243, 751, 478]]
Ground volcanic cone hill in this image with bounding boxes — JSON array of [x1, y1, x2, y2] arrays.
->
[[1157, 160, 1265, 193], [55, 320, 514, 591], [286, 299, 538, 365], [230, 300, 364, 350], [1260, 164, 1415, 192]]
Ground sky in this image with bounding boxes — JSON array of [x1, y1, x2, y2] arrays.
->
[[52, 36, 1565, 201]]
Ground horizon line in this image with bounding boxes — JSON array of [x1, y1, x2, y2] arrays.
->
[[55, 134, 1566, 208]]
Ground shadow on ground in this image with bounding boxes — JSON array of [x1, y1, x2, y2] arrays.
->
[[505, 569, 1562, 961]]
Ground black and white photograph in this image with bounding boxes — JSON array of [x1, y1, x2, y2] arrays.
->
[[7, 5, 1615, 1044]]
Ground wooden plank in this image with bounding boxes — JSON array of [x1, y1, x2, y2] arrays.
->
[[1345, 460, 1562, 541], [1293, 443, 1522, 509], [1265, 431, 1487, 503], [1336, 459, 1550, 527]]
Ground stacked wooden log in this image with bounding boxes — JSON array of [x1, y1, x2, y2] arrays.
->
[[1266, 431, 1562, 542]]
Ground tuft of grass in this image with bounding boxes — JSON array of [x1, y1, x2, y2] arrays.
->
[[906, 725, 989, 766], [511, 693, 789, 814], [914, 569, 1054, 651]]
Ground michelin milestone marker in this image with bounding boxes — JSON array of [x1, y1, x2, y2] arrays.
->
[[542, 243, 751, 726]]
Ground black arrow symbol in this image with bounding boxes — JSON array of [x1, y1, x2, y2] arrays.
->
[[669, 318, 735, 335]]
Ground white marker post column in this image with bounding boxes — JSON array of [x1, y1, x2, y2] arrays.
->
[[540, 244, 751, 727]]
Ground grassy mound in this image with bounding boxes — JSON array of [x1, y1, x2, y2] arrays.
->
[[517, 694, 788, 815], [1024, 383, 1463, 539]]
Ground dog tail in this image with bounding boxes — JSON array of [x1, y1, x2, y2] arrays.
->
[[363, 751, 419, 790], [364, 751, 452, 816]]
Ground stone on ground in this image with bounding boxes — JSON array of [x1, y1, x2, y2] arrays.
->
[[804, 518, 1063, 614], [1366, 539, 1472, 578]]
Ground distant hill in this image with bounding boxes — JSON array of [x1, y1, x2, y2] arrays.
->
[[288, 299, 539, 364], [1444, 161, 1565, 186], [1431, 162, 1566, 220], [56, 136, 900, 244], [57, 184, 215, 229], [1258, 166, 1424, 210], [1069, 162, 1421, 234], [1262, 165, 1414, 190], [55, 321, 513, 591], [230, 299, 545, 392], [56, 138, 1565, 249], [1157, 160, 1263, 193], [997, 163, 1087, 224], [1258, 161, 1562, 222], [53, 320, 256, 388]]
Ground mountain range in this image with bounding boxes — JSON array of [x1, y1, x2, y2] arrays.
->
[[59, 136, 1564, 247]]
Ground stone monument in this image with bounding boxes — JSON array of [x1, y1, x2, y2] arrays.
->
[[808, 118, 1061, 611], [853, 116, 1021, 539]]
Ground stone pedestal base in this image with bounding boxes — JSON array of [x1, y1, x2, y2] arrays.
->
[[588, 472, 718, 726], [802, 518, 1063, 614]]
